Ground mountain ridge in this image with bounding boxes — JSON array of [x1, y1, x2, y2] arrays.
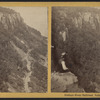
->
[[0, 7, 47, 92]]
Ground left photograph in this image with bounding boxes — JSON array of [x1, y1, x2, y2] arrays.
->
[[0, 7, 48, 93]]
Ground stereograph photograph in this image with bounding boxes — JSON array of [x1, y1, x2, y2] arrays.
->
[[51, 7, 100, 93], [0, 7, 48, 93]]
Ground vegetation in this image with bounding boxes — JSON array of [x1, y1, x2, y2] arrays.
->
[[0, 7, 47, 92], [52, 7, 100, 92], [29, 61, 47, 92]]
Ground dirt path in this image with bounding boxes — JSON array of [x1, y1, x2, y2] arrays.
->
[[22, 49, 33, 92], [10, 41, 34, 92]]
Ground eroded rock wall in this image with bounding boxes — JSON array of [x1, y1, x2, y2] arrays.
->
[[52, 7, 100, 92]]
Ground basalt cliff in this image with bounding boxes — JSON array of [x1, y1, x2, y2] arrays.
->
[[52, 7, 100, 92], [0, 7, 47, 92]]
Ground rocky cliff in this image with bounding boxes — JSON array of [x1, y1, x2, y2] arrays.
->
[[52, 7, 100, 92], [0, 7, 47, 92]]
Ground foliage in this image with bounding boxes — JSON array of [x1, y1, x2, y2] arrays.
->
[[52, 7, 100, 92]]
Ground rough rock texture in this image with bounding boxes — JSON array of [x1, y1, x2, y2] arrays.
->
[[52, 7, 100, 92], [0, 7, 47, 92]]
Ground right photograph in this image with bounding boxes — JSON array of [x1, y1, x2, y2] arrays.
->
[[51, 7, 100, 93]]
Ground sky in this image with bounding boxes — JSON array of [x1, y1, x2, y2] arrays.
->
[[6, 7, 48, 37]]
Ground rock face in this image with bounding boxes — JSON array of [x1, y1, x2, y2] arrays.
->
[[0, 7, 47, 92], [52, 7, 100, 92]]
